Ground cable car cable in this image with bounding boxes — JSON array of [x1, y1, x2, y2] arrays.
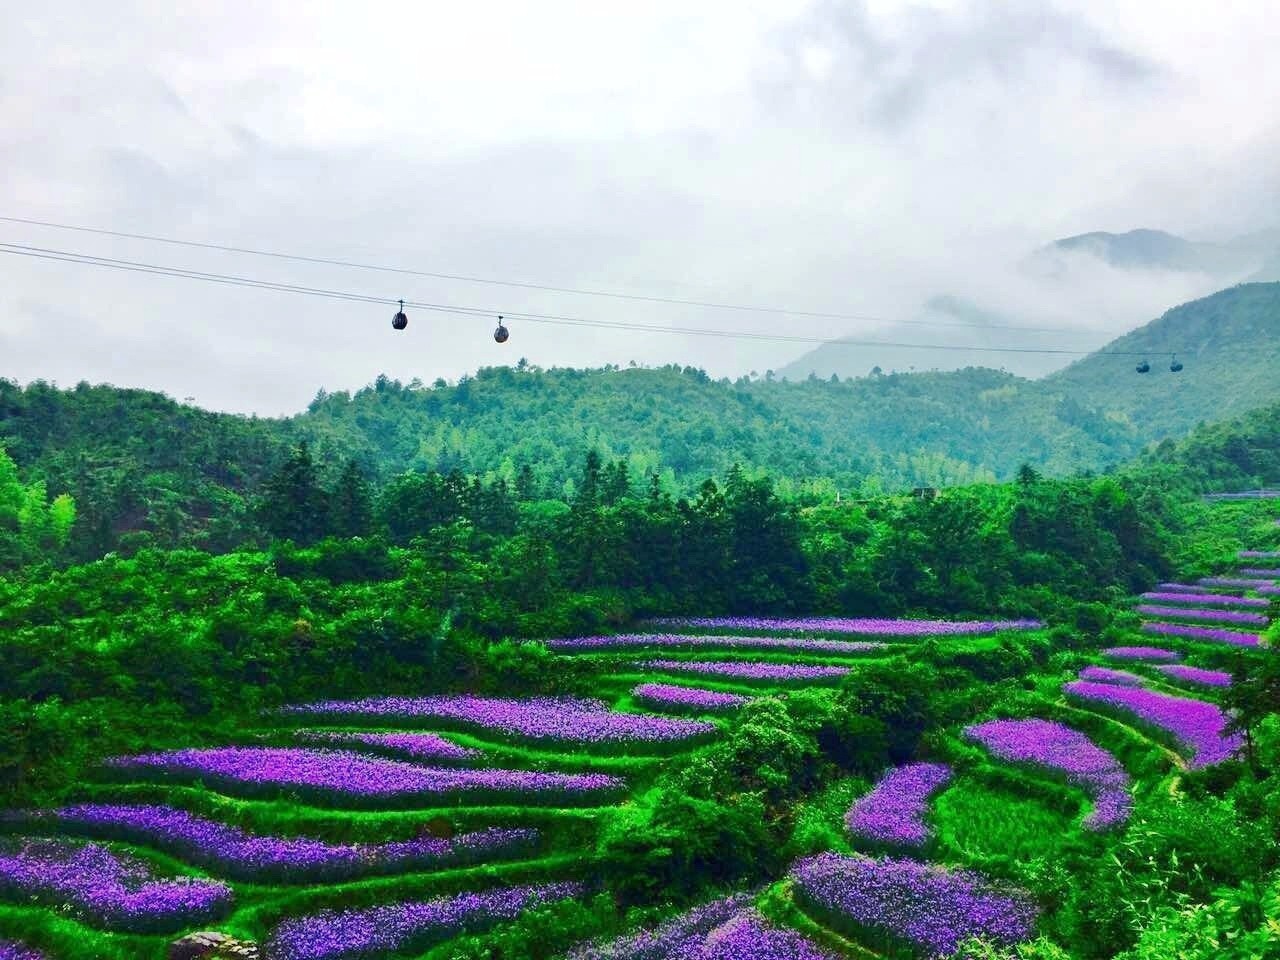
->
[[0, 242, 1182, 360], [0, 213, 1097, 335]]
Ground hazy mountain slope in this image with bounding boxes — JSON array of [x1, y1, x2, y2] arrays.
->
[[777, 295, 1101, 382], [1034, 228, 1278, 276], [1047, 282, 1280, 439]]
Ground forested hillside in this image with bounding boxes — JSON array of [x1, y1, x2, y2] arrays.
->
[[2, 282, 1278, 562], [1048, 282, 1280, 436]]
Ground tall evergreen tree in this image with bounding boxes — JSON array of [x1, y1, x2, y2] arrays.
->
[[328, 459, 373, 538], [260, 441, 328, 544]]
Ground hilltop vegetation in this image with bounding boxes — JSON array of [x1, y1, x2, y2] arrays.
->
[[1, 282, 1278, 563]]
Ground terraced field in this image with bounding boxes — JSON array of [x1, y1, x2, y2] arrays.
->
[[0, 529, 1273, 958]]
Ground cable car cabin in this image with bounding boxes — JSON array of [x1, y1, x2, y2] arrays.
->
[[494, 316, 510, 343], [1135, 360, 1150, 374], [392, 300, 408, 331], [1170, 357, 1183, 373]]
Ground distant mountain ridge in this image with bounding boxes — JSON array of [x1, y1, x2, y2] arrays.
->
[[3, 282, 1279, 559], [780, 226, 1279, 383]]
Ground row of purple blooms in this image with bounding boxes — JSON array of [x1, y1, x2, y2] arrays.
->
[[1141, 621, 1262, 647], [642, 616, 1043, 636], [296, 730, 478, 763], [632, 682, 751, 713], [547, 633, 883, 655], [1135, 604, 1269, 626], [1063, 680, 1241, 768], [268, 882, 581, 960], [791, 853, 1038, 958], [4, 804, 537, 884], [643, 659, 851, 683], [280, 696, 714, 746], [0, 838, 231, 934], [1081, 664, 1232, 690], [1138, 591, 1268, 608], [108, 748, 625, 806], [568, 893, 839, 960], [845, 763, 952, 851], [964, 718, 1132, 831], [0, 941, 41, 960]]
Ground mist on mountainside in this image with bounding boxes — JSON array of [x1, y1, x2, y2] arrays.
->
[[779, 225, 1280, 382]]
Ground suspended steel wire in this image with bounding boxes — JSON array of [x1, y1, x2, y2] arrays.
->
[[0, 213, 1091, 335], [0, 241, 1178, 359]]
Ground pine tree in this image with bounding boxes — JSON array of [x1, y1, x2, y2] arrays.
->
[[260, 441, 328, 544], [328, 459, 373, 538]]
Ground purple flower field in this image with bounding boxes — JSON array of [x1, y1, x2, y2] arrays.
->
[[1078, 666, 1144, 686], [297, 731, 479, 762], [567, 893, 753, 959], [547, 633, 883, 656], [1062, 680, 1242, 768], [1155, 583, 1217, 593], [632, 682, 751, 712], [569, 897, 839, 959], [964, 718, 1132, 830], [108, 748, 623, 806], [12, 804, 536, 883], [792, 853, 1038, 958], [1200, 577, 1275, 588], [281, 696, 714, 747], [1103, 646, 1182, 662], [1238, 568, 1280, 577], [1135, 605, 1269, 626], [268, 882, 581, 960], [1139, 591, 1268, 608], [0, 838, 231, 933], [1155, 665, 1233, 689], [642, 617, 1042, 637], [1239, 550, 1280, 559], [643, 659, 851, 682], [1141, 622, 1262, 647], [0, 941, 42, 960], [845, 763, 952, 850]]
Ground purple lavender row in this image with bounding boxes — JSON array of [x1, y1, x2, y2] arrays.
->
[[846, 763, 952, 850], [0, 940, 42, 960], [108, 748, 623, 805], [643, 659, 850, 682], [791, 853, 1038, 958], [569, 896, 838, 959], [1239, 550, 1280, 559], [1139, 591, 1268, 608], [1156, 583, 1219, 594], [268, 881, 581, 960], [1078, 666, 1144, 686], [1261, 584, 1280, 596], [632, 682, 751, 712], [8, 804, 535, 883], [1135, 605, 1269, 626], [1063, 680, 1242, 768], [296, 731, 479, 762], [1141, 622, 1262, 647], [281, 696, 714, 745], [642, 617, 1042, 637], [547, 633, 883, 655], [1155, 664, 1233, 689], [568, 893, 753, 959], [1104, 646, 1182, 663], [1200, 577, 1275, 588], [1238, 568, 1280, 577], [0, 839, 231, 934], [964, 718, 1132, 831]]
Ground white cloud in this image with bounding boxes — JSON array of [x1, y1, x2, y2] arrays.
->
[[1, 0, 1277, 413]]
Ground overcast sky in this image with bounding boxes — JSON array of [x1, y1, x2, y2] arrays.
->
[[2, 0, 1278, 415]]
